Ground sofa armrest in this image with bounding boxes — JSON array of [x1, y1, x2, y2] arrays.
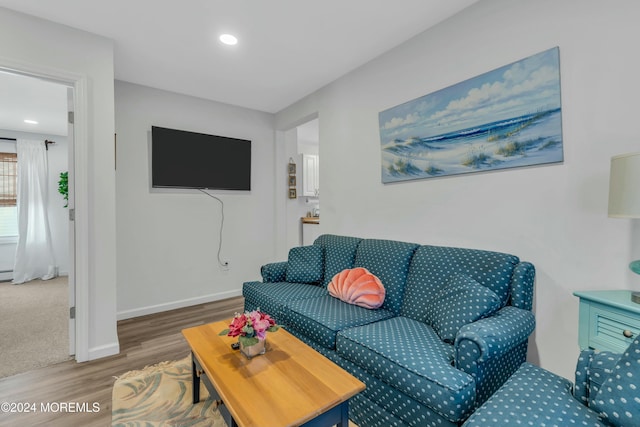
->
[[573, 349, 621, 407], [261, 261, 288, 282], [510, 261, 535, 310], [574, 349, 596, 405], [455, 306, 535, 364], [454, 306, 535, 404]]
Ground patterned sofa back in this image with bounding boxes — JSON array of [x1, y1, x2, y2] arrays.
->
[[400, 245, 523, 323], [314, 235, 420, 315], [353, 239, 419, 315], [313, 235, 535, 321], [313, 234, 362, 287]]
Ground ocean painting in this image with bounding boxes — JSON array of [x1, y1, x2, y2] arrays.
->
[[379, 47, 563, 183]]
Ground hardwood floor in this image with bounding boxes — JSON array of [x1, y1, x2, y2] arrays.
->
[[0, 296, 244, 427]]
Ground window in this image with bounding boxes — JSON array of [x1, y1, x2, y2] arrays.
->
[[0, 152, 17, 206], [0, 152, 18, 238]]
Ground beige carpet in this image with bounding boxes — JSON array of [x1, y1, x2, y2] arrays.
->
[[0, 276, 71, 378], [112, 356, 225, 427]]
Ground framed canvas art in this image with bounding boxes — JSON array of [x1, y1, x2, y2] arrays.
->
[[379, 47, 563, 183]]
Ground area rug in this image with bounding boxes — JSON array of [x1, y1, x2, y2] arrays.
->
[[112, 355, 225, 427]]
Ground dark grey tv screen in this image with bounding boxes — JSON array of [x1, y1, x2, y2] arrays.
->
[[151, 126, 251, 191]]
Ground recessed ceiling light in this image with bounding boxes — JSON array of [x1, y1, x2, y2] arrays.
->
[[24, 119, 38, 124], [219, 34, 238, 46]]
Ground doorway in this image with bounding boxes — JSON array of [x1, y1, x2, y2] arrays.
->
[[284, 118, 320, 250], [0, 69, 76, 376]]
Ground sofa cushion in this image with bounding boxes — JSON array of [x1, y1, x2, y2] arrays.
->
[[591, 337, 640, 427], [296, 332, 455, 427], [462, 362, 607, 427], [281, 295, 395, 350], [285, 245, 324, 284], [354, 239, 419, 315], [425, 273, 502, 343], [328, 267, 385, 309], [401, 246, 518, 322], [242, 281, 327, 322], [337, 316, 476, 422], [313, 234, 363, 287]]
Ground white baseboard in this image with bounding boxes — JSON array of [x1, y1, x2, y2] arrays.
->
[[87, 342, 120, 361], [116, 289, 243, 321]]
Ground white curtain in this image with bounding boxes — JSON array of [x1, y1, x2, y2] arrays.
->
[[12, 139, 57, 284]]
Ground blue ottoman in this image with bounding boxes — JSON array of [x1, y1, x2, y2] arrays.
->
[[463, 337, 640, 427]]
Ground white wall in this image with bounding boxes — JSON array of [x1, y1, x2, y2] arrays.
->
[[0, 7, 118, 361], [0, 131, 69, 277], [276, 0, 640, 379], [115, 81, 276, 318]]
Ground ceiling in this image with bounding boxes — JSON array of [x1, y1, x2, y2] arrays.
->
[[0, 0, 477, 136], [0, 71, 69, 136]]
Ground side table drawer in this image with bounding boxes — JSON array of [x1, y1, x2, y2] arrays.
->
[[588, 304, 640, 353]]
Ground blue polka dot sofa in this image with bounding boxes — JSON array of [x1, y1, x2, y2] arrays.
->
[[463, 337, 640, 427], [242, 234, 536, 427]]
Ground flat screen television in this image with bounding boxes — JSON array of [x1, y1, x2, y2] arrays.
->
[[151, 126, 251, 190]]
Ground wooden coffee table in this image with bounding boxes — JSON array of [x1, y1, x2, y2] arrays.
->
[[182, 319, 365, 427]]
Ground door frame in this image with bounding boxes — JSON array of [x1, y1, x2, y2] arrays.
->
[[0, 59, 90, 362], [66, 85, 76, 356]]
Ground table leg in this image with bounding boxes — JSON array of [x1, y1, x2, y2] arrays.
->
[[300, 400, 349, 427], [191, 353, 200, 404], [338, 401, 349, 427]]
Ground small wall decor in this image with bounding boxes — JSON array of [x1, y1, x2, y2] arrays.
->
[[379, 47, 563, 183], [288, 158, 297, 199]]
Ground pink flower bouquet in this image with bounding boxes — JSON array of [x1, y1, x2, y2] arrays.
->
[[219, 310, 280, 347]]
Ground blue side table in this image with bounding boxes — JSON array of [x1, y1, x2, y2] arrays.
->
[[574, 290, 640, 353]]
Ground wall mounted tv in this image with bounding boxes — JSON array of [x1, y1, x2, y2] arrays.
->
[[151, 126, 251, 191]]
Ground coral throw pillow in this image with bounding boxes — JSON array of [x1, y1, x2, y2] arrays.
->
[[328, 267, 385, 309]]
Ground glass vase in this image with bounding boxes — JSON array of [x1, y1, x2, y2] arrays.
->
[[240, 338, 266, 359]]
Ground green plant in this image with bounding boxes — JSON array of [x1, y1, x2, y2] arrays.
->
[[58, 171, 68, 208]]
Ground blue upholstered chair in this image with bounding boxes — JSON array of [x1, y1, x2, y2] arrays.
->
[[463, 337, 640, 427]]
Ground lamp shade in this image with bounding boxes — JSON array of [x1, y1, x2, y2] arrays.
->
[[608, 152, 640, 218]]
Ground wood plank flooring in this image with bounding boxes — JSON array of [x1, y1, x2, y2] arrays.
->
[[0, 296, 244, 427]]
